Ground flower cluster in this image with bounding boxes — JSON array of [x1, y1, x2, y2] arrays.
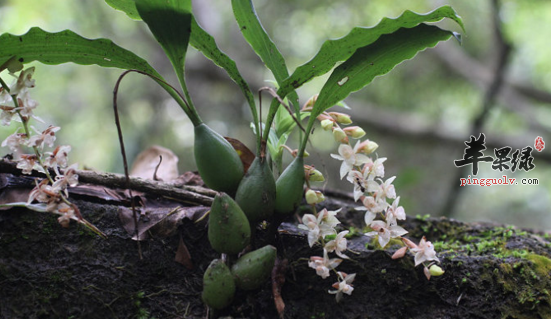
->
[[299, 102, 443, 301], [1, 68, 79, 227]]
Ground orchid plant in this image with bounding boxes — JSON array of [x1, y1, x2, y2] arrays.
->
[[299, 108, 444, 301], [0, 65, 105, 238], [0, 0, 463, 310]]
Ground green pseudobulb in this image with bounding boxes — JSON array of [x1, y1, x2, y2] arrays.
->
[[231, 245, 277, 290], [235, 156, 276, 223], [194, 123, 244, 195], [274, 156, 305, 215], [202, 259, 236, 310], [208, 192, 251, 254]]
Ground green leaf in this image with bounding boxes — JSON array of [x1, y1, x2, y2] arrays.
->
[[135, 0, 192, 92], [280, 6, 463, 99], [231, 0, 302, 145], [306, 24, 455, 139], [0, 27, 160, 78], [105, 0, 140, 20], [190, 18, 255, 109], [190, 18, 260, 148], [231, 0, 289, 86]]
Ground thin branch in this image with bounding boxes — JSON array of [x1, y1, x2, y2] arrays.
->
[[0, 159, 215, 206], [258, 86, 306, 134]]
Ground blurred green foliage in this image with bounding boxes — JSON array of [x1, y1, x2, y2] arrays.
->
[[0, 0, 549, 229]]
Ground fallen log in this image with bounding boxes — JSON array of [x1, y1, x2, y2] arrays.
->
[[0, 167, 550, 319]]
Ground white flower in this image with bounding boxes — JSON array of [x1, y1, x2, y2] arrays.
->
[[319, 208, 341, 231], [28, 179, 57, 204], [308, 249, 342, 279], [365, 220, 408, 249], [363, 157, 386, 179], [298, 213, 323, 247], [410, 236, 440, 266], [299, 209, 341, 247], [385, 196, 406, 227], [27, 125, 60, 149], [330, 143, 370, 179], [367, 176, 397, 203], [1, 129, 26, 152], [356, 196, 386, 225], [329, 272, 355, 302], [52, 163, 79, 196], [16, 90, 38, 118], [325, 231, 349, 259], [43, 145, 71, 175], [16, 154, 38, 174], [0, 92, 17, 126], [346, 169, 368, 201], [11, 67, 36, 95]]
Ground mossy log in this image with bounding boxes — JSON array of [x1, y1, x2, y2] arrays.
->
[[0, 171, 550, 319]]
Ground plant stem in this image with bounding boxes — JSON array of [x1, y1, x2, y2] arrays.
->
[[174, 72, 202, 127], [298, 117, 316, 157]]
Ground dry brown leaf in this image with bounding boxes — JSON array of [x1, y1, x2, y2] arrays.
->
[[119, 205, 209, 240], [225, 137, 255, 173], [175, 235, 194, 270], [172, 171, 204, 187], [130, 145, 179, 181]]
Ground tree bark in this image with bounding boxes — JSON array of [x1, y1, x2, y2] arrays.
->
[[0, 168, 550, 319]]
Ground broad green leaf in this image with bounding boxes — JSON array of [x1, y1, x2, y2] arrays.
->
[[231, 0, 302, 145], [135, 0, 192, 83], [105, 0, 140, 20], [302, 24, 456, 152], [0, 27, 160, 78], [280, 6, 463, 100], [135, 0, 196, 121], [103, 1, 255, 111]]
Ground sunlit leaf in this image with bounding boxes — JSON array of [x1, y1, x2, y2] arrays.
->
[[279, 6, 464, 100], [0, 27, 161, 78], [231, 0, 290, 82], [105, 0, 140, 20], [312, 24, 455, 120]]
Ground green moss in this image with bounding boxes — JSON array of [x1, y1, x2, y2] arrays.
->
[[418, 219, 551, 318], [365, 236, 403, 250], [431, 225, 538, 261], [525, 253, 551, 277], [415, 214, 430, 221]]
